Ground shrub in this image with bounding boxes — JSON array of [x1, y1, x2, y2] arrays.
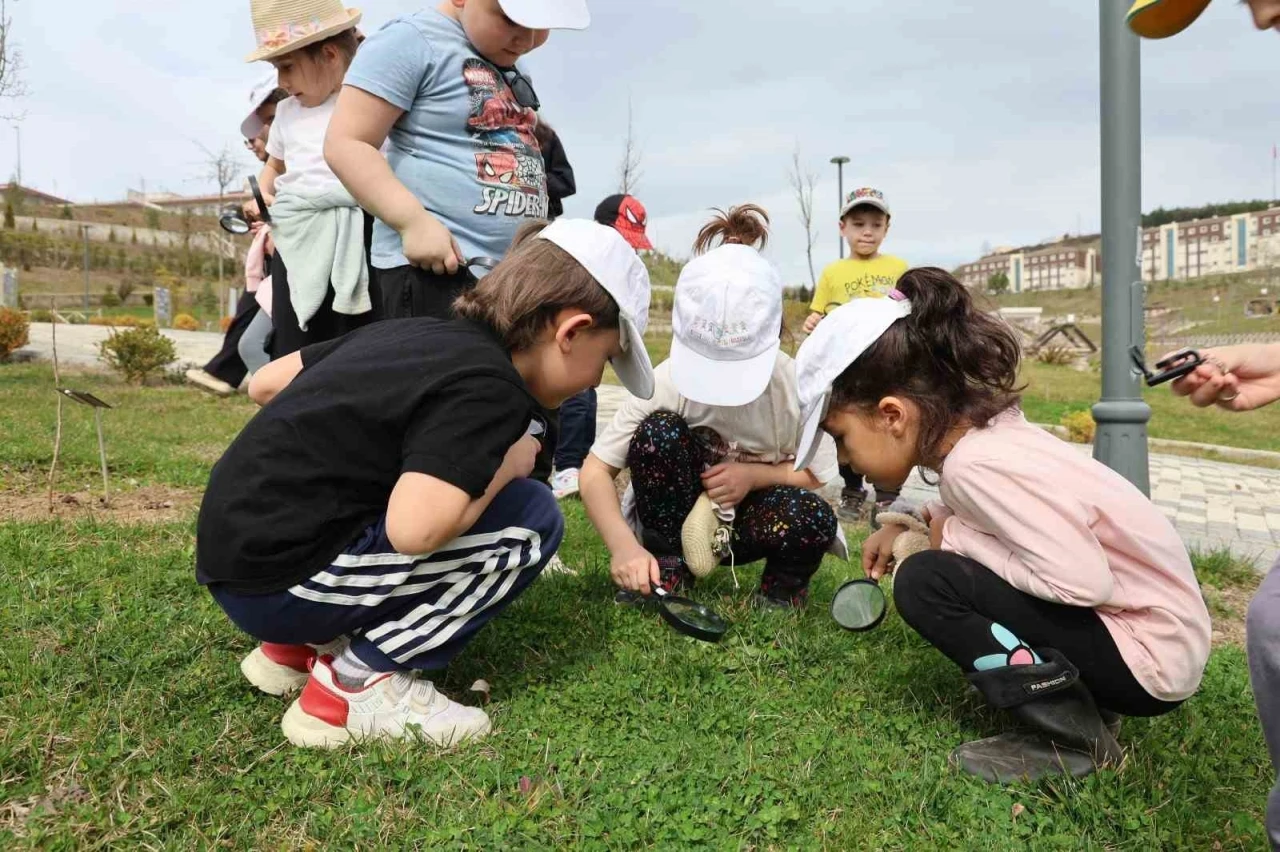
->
[[29, 308, 54, 323], [101, 288, 121, 308], [198, 282, 218, 314], [1061, 410, 1096, 445], [88, 315, 141, 328], [172, 313, 200, 331], [116, 279, 137, 303], [219, 315, 233, 333], [3, 202, 14, 229], [0, 306, 29, 359], [142, 293, 154, 307], [60, 205, 73, 220], [98, 325, 176, 384], [1036, 343, 1076, 366], [144, 208, 161, 229]]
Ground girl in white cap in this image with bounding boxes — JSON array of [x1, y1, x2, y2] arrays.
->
[[244, 0, 374, 357], [580, 205, 842, 608], [792, 267, 1210, 783]]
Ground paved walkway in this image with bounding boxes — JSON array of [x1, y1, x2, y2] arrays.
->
[[17, 326, 1279, 570], [597, 385, 1280, 570]]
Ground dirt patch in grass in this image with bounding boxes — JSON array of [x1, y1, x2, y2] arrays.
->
[[0, 481, 198, 523], [1204, 582, 1256, 649]]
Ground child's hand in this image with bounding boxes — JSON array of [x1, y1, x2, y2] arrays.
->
[[862, 523, 907, 580], [803, 312, 824, 334], [501, 434, 541, 481], [701, 462, 756, 509], [611, 543, 661, 596], [402, 211, 465, 276]]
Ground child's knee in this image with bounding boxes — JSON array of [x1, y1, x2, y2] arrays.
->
[[629, 410, 687, 454], [892, 550, 960, 621], [795, 490, 838, 545], [1247, 567, 1280, 654]]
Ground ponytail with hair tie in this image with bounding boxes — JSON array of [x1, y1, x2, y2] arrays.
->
[[693, 204, 770, 254]]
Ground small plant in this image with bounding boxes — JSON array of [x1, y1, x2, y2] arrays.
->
[[98, 324, 177, 384], [29, 218, 37, 233], [198, 282, 218, 315], [101, 288, 121, 308], [144, 208, 161, 230], [1061, 410, 1096, 445], [0, 306, 30, 360], [142, 293, 154, 307], [172, 313, 200, 331], [60, 204, 73, 220], [1036, 343, 1076, 366], [116, 279, 136, 303], [29, 308, 54, 323], [131, 229, 138, 245], [88, 315, 141, 328], [107, 227, 117, 243], [3, 202, 14, 229]]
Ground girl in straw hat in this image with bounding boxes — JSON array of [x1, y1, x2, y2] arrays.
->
[[244, 0, 374, 357]]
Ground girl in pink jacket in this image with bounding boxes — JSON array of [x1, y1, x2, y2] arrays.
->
[[792, 266, 1211, 783]]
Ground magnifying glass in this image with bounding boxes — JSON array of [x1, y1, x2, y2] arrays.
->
[[219, 207, 250, 235], [649, 585, 730, 643], [463, 256, 500, 283], [831, 578, 887, 632], [249, 175, 272, 225]]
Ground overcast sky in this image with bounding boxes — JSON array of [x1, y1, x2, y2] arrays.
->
[[6, 0, 1278, 283]]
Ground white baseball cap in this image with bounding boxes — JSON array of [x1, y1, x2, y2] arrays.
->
[[669, 244, 783, 406], [840, 186, 890, 219], [240, 74, 282, 140], [498, 0, 590, 30], [538, 219, 655, 400], [793, 296, 913, 471]]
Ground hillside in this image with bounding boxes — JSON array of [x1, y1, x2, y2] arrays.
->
[[992, 269, 1280, 339]]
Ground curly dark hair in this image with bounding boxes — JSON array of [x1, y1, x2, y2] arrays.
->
[[830, 267, 1023, 471]]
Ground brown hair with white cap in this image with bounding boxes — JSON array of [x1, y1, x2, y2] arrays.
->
[[453, 221, 622, 352]]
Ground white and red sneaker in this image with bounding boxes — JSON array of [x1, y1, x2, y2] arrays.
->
[[280, 657, 492, 749], [240, 639, 347, 696]]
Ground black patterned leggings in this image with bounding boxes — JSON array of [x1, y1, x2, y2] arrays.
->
[[626, 410, 837, 592]]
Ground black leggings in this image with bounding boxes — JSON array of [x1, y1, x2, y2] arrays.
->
[[893, 550, 1182, 717], [627, 411, 837, 589], [269, 249, 375, 359]]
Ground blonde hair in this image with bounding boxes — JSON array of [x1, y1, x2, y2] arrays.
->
[[453, 221, 622, 351], [693, 204, 770, 254]]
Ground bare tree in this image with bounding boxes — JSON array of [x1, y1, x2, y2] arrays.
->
[[0, 0, 26, 118], [195, 141, 245, 201], [617, 98, 642, 195], [788, 147, 818, 289]]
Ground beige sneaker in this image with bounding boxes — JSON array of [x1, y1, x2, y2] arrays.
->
[[240, 638, 348, 696], [681, 493, 725, 579], [281, 657, 491, 749], [185, 368, 235, 397]]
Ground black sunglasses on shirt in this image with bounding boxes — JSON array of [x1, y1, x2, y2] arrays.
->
[[496, 65, 540, 112]]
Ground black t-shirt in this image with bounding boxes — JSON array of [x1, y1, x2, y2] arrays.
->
[[196, 318, 537, 595]]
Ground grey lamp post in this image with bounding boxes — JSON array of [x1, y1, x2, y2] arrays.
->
[[830, 155, 849, 259], [1091, 0, 1151, 494]]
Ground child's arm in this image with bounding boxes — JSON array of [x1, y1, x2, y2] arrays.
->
[[700, 461, 819, 508], [385, 434, 539, 555], [247, 351, 302, 405], [244, 157, 283, 221], [325, 87, 463, 275], [580, 453, 661, 595]]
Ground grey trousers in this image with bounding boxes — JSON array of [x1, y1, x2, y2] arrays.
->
[[237, 308, 272, 376], [1248, 557, 1280, 851]]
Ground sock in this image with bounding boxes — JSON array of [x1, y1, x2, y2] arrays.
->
[[331, 647, 379, 687]]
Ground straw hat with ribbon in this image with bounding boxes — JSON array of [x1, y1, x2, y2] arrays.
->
[[246, 0, 362, 63]]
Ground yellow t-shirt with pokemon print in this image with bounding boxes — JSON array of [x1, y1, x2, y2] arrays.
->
[[809, 254, 909, 313]]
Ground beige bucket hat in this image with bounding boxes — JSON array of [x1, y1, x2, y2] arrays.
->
[[246, 0, 361, 63]]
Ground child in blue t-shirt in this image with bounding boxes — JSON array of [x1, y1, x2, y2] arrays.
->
[[325, 0, 590, 319]]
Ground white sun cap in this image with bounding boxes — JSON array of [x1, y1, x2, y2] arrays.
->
[[793, 296, 913, 471], [537, 218, 655, 399], [669, 244, 783, 406], [497, 0, 590, 30]]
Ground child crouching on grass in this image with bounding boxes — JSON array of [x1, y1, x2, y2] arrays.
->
[[196, 220, 654, 748], [792, 267, 1210, 782], [580, 205, 843, 609]]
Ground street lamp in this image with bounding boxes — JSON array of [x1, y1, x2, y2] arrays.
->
[[830, 155, 849, 259], [1092, 0, 1150, 494]]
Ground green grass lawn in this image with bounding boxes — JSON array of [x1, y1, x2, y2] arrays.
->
[[0, 361, 1274, 847]]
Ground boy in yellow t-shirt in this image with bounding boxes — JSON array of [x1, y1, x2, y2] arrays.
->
[[803, 186, 908, 524], [803, 187, 907, 331]]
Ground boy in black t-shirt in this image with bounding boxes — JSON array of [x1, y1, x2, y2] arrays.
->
[[197, 219, 654, 749]]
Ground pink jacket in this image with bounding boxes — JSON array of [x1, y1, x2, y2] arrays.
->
[[245, 226, 273, 316], [931, 409, 1211, 702]]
